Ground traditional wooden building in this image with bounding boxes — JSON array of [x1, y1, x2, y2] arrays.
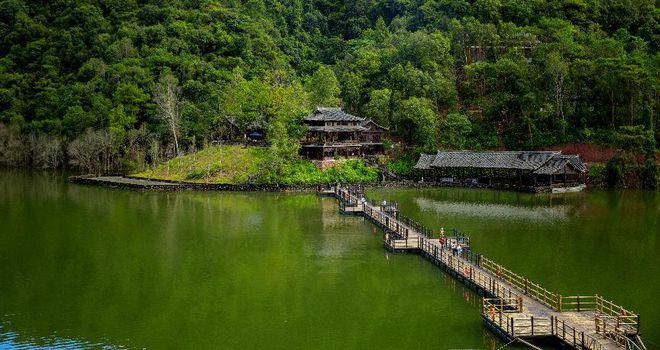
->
[[301, 107, 387, 159], [414, 151, 587, 192], [220, 116, 267, 143]]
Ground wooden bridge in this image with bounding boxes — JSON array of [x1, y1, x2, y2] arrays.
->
[[324, 185, 646, 350]]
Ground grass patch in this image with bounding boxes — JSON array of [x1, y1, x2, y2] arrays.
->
[[134, 145, 268, 183], [133, 145, 380, 185]]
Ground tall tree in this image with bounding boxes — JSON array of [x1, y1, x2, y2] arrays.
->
[[153, 73, 183, 156], [546, 52, 569, 138]]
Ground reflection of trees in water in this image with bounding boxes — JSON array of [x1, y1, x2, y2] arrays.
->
[[415, 198, 570, 222], [370, 187, 588, 208]]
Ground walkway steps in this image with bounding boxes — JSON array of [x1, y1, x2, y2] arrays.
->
[[327, 185, 644, 350]]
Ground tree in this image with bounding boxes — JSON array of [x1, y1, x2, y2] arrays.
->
[[153, 73, 183, 156], [546, 52, 569, 138], [306, 65, 341, 107], [440, 112, 472, 149], [364, 89, 392, 127], [396, 97, 438, 151], [67, 128, 114, 175]]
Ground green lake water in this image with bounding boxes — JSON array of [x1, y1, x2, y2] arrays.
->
[[0, 171, 658, 349]]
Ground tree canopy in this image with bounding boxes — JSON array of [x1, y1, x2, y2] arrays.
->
[[0, 0, 657, 167]]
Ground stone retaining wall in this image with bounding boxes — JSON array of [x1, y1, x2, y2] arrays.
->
[[69, 175, 582, 193]]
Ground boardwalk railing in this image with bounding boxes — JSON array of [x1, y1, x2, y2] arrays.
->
[[595, 315, 643, 347], [554, 318, 605, 350], [480, 256, 558, 309], [385, 236, 420, 250], [482, 298, 551, 338], [330, 185, 643, 349], [417, 237, 523, 310], [480, 256, 640, 338], [594, 318, 646, 350], [560, 295, 639, 334]]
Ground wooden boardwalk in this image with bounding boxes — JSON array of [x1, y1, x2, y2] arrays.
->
[[329, 186, 646, 350]]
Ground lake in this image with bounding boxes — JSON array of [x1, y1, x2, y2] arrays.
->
[[1, 172, 658, 349]]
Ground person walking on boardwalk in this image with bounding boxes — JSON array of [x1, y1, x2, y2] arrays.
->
[[439, 228, 446, 249], [450, 240, 457, 255], [457, 244, 463, 256]]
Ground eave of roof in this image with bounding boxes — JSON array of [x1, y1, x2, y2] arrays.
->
[[304, 107, 365, 122]]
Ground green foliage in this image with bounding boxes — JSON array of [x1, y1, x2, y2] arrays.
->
[[306, 65, 341, 107], [606, 155, 631, 189], [385, 153, 417, 178], [0, 0, 656, 186], [273, 159, 379, 185], [136, 145, 269, 184], [134, 145, 379, 185], [440, 112, 472, 149], [587, 163, 606, 187], [395, 97, 438, 151]]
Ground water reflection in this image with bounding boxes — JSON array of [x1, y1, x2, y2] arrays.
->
[[415, 197, 569, 222], [0, 318, 127, 350]]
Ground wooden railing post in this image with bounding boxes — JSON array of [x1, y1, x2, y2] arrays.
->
[[577, 295, 581, 312], [531, 316, 535, 335], [559, 295, 563, 312], [551, 316, 554, 335], [524, 278, 529, 294], [573, 328, 576, 346]]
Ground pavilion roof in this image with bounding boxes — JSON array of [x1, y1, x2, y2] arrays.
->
[[415, 151, 586, 173], [304, 107, 365, 122], [307, 125, 367, 132], [533, 155, 587, 175]]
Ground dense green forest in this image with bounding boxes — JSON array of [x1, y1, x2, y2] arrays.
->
[[0, 0, 657, 185]]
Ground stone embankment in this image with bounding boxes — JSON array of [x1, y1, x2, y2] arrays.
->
[[70, 175, 576, 193]]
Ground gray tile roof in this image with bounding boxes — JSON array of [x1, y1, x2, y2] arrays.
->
[[533, 155, 587, 175], [361, 119, 389, 131], [430, 151, 559, 170], [304, 107, 365, 122], [307, 125, 367, 132], [414, 153, 436, 170], [415, 151, 586, 173]]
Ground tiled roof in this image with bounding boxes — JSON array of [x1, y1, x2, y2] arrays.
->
[[361, 119, 389, 131], [307, 125, 367, 132], [414, 153, 436, 170], [430, 151, 559, 170], [304, 107, 365, 122], [533, 155, 587, 174], [415, 151, 587, 173]]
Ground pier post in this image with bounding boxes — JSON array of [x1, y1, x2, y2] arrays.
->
[[525, 278, 529, 294], [577, 296, 581, 312], [551, 316, 554, 335]]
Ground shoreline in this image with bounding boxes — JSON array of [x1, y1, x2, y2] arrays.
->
[[68, 175, 585, 193]]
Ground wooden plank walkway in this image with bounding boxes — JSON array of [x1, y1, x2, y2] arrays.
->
[[329, 185, 645, 350]]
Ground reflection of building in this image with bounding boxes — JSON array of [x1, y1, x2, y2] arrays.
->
[[301, 107, 387, 159], [415, 151, 587, 192]]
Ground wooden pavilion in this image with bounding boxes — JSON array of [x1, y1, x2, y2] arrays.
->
[[414, 151, 587, 192], [301, 107, 387, 159], [220, 116, 267, 144]]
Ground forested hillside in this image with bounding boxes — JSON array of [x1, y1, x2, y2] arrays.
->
[[0, 0, 657, 177]]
